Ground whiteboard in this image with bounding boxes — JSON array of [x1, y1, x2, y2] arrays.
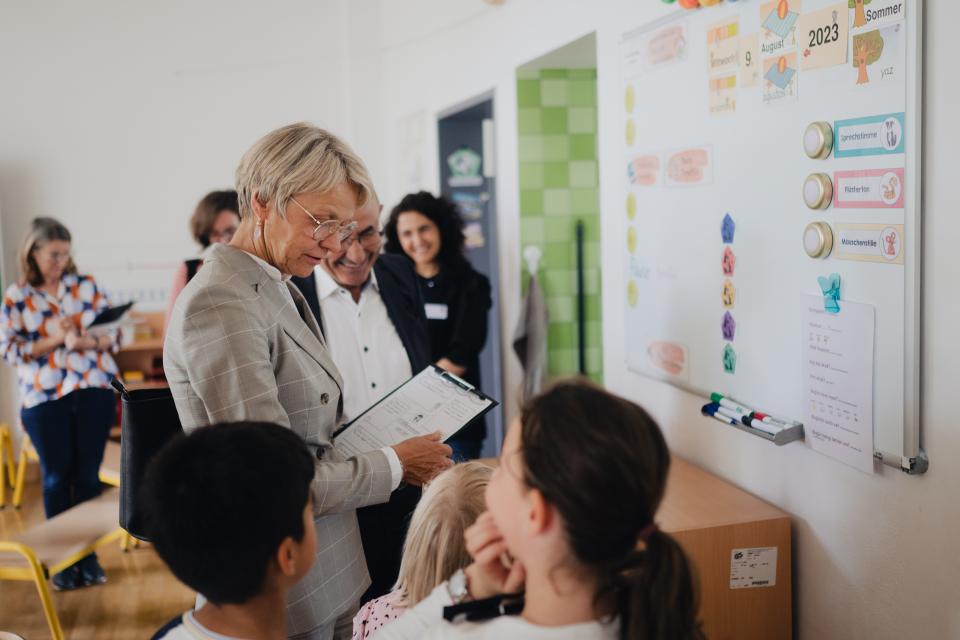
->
[[620, 0, 923, 473]]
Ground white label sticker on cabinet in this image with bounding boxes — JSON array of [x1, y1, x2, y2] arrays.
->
[[729, 547, 778, 589]]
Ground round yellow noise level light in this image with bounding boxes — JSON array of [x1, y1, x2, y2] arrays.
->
[[803, 121, 834, 159], [627, 280, 639, 308], [803, 222, 834, 259], [803, 173, 834, 210]]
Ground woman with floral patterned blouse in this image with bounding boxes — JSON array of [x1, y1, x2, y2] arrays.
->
[[1, 217, 119, 591]]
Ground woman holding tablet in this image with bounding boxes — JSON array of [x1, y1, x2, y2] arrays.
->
[[0, 217, 119, 590]]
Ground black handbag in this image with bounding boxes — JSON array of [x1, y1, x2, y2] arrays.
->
[[112, 379, 184, 541]]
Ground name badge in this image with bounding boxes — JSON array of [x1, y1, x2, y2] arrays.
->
[[425, 303, 449, 320]]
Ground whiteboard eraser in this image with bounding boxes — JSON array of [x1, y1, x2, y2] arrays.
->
[[803, 173, 834, 210], [803, 222, 834, 259], [803, 121, 834, 159]]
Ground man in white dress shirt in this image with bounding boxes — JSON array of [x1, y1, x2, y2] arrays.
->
[[291, 192, 433, 602]]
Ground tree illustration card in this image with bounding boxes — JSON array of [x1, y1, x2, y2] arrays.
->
[[851, 21, 905, 87]]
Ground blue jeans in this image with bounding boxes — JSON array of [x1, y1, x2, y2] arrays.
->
[[21, 388, 114, 519]]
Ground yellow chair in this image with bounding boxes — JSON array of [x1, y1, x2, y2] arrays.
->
[[11, 432, 39, 510], [11, 433, 137, 550], [0, 488, 124, 640], [97, 440, 137, 551], [0, 424, 18, 508]]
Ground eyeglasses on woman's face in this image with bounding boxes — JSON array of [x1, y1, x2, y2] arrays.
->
[[341, 225, 383, 251], [290, 197, 358, 243], [209, 229, 236, 243], [34, 246, 72, 264]]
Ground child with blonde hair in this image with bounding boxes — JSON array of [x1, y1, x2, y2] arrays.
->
[[353, 461, 493, 638]]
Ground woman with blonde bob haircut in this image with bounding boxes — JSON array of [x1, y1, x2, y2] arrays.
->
[[353, 462, 494, 638], [164, 122, 452, 640]]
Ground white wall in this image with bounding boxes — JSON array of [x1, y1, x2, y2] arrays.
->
[[0, 0, 357, 428], [365, 1, 960, 638], [0, 0, 360, 298], [1, 0, 957, 636]]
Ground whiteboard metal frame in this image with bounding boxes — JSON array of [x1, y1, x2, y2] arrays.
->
[[884, 0, 925, 474], [621, 0, 926, 474]]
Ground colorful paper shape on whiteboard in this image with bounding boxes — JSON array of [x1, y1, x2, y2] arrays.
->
[[763, 53, 799, 104], [852, 22, 905, 87], [760, 0, 802, 51], [722, 246, 736, 276], [708, 74, 737, 116], [627, 226, 638, 254], [722, 343, 738, 374], [834, 223, 905, 264], [707, 18, 741, 75], [818, 272, 841, 313], [833, 168, 904, 208], [739, 33, 761, 88], [762, 0, 800, 40], [627, 279, 639, 308], [721, 213, 736, 243], [764, 55, 797, 90], [722, 279, 736, 309], [626, 192, 637, 220], [627, 154, 662, 186], [834, 112, 905, 158], [645, 24, 688, 69], [665, 147, 713, 186], [722, 311, 737, 341], [799, 3, 849, 71], [647, 341, 688, 377]]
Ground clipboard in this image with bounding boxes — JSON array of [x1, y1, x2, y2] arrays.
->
[[333, 365, 498, 459]]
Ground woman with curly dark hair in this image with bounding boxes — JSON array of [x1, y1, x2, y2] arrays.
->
[[384, 191, 493, 460]]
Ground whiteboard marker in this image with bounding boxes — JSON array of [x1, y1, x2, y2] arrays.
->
[[753, 412, 797, 428], [702, 405, 740, 428], [741, 415, 782, 436], [715, 404, 749, 423], [710, 393, 756, 416]]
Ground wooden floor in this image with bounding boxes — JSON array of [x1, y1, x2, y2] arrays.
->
[[0, 465, 195, 639]]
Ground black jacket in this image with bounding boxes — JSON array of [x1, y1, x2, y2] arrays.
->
[[290, 253, 432, 373]]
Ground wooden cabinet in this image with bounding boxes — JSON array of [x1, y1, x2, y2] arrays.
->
[[661, 458, 792, 640], [113, 311, 167, 391]]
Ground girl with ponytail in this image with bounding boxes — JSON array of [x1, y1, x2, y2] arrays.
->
[[379, 379, 704, 639]]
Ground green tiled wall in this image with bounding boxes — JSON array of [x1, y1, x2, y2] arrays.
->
[[517, 68, 603, 383]]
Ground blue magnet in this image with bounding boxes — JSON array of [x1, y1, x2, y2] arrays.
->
[[721, 213, 736, 244]]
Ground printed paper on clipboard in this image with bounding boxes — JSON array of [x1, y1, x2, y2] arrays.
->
[[333, 365, 498, 459]]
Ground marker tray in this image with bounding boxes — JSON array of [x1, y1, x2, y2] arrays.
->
[[730, 420, 805, 446]]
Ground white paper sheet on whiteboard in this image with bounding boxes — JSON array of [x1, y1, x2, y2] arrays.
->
[[801, 296, 876, 474], [333, 366, 496, 459]]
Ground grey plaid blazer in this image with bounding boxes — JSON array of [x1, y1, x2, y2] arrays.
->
[[163, 243, 394, 635]]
